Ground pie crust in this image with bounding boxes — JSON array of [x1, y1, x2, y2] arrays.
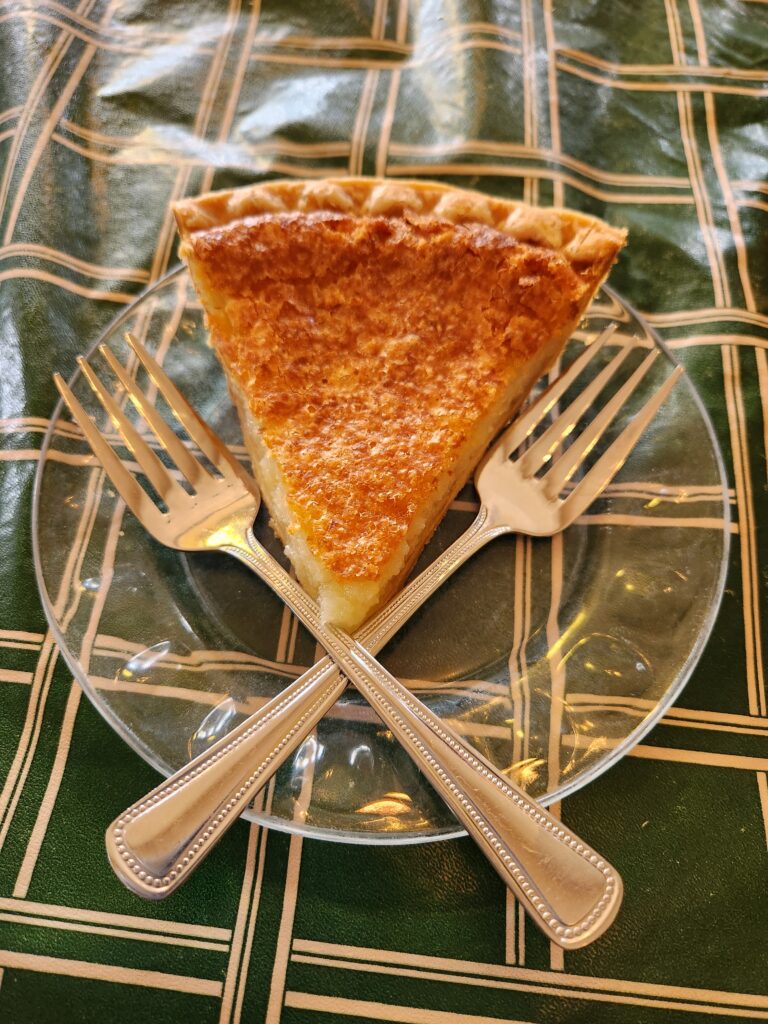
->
[[174, 178, 626, 630]]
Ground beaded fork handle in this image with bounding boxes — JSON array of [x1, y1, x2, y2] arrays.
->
[[108, 519, 622, 949]]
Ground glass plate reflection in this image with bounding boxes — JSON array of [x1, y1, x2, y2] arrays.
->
[[33, 268, 729, 844]]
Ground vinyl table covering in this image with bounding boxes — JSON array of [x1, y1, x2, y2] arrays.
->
[[0, 1, 767, 1022]]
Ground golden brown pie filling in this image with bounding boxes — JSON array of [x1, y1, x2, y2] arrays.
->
[[175, 179, 626, 628]]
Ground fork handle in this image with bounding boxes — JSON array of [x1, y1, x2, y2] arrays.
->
[[229, 535, 623, 949], [105, 513, 497, 899], [106, 661, 346, 899], [107, 525, 622, 947]]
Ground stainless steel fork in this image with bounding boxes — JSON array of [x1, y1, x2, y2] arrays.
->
[[55, 327, 678, 947]]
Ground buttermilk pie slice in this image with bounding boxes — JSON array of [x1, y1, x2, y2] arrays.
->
[[173, 178, 626, 631]]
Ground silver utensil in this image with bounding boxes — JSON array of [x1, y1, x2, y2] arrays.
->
[[55, 327, 677, 946]]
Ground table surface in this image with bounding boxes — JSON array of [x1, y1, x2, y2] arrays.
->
[[1, 1, 767, 1022]]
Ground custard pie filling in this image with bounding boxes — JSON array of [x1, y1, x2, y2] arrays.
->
[[174, 178, 626, 629]]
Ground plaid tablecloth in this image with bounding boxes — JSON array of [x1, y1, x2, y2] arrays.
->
[[1, 1, 767, 1021]]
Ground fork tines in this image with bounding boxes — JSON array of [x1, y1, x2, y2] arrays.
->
[[53, 333, 253, 526], [498, 323, 684, 512]]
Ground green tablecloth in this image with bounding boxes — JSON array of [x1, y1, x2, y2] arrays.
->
[[1, 1, 767, 1021]]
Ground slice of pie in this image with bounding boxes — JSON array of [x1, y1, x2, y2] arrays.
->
[[173, 178, 626, 631]]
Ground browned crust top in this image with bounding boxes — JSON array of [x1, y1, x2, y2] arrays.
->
[[174, 177, 627, 271]]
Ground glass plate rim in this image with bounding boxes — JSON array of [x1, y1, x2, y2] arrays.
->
[[32, 265, 732, 846]]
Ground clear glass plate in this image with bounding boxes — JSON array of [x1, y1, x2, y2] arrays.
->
[[33, 268, 729, 844]]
